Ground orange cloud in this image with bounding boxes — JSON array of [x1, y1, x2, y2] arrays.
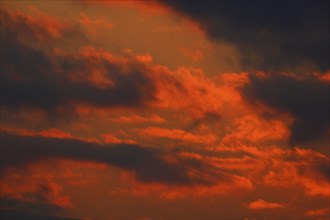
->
[[79, 12, 113, 35], [222, 114, 291, 144], [57, 160, 108, 186], [1, 8, 248, 122], [179, 47, 203, 61], [314, 71, 330, 83], [263, 148, 330, 197], [1, 6, 67, 40], [1, 169, 72, 208], [153, 67, 246, 117], [112, 114, 165, 123], [102, 133, 136, 144], [81, 0, 171, 14], [115, 168, 253, 199], [140, 127, 217, 145], [214, 142, 330, 197], [0, 127, 72, 139], [0, 126, 100, 143], [81, 0, 205, 35], [248, 199, 284, 210], [305, 208, 329, 217], [153, 24, 183, 33], [160, 174, 253, 199]]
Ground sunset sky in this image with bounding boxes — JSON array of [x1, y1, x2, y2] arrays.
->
[[0, 1, 329, 220]]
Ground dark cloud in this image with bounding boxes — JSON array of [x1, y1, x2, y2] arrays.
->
[[1, 35, 156, 113], [0, 132, 214, 186], [1, 198, 79, 220], [0, 8, 158, 116], [162, 1, 330, 72], [243, 73, 330, 145]]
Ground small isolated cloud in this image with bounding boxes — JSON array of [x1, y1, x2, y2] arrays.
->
[[248, 199, 284, 210]]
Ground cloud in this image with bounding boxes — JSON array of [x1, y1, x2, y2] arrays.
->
[[242, 73, 330, 145], [0, 131, 257, 199], [263, 148, 330, 197], [110, 155, 253, 199], [1, 131, 233, 187], [102, 133, 136, 144], [0, 132, 180, 185], [1, 170, 72, 208], [137, 173, 253, 199], [305, 208, 329, 217], [222, 114, 290, 144], [1, 166, 76, 219], [140, 127, 217, 145], [214, 142, 330, 197], [111, 114, 165, 124], [2, 7, 193, 117], [78, 12, 113, 35], [0, 7, 67, 40], [0, 7, 252, 121], [248, 199, 284, 210], [160, 1, 330, 72], [3, 6, 232, 121], [0, 127, 99, 143], [1, 198, 79, 220], [1, 37, 159, 112], [179, 47, 203, 61], [154, 66, 245, 116]]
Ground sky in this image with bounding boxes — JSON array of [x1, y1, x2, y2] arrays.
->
[[0, 1, 329, 220]]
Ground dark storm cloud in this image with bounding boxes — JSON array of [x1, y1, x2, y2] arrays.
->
[[162, 1, 330, 72], [243, 74, 330, 145], [0, 8, 157, 114], [0, 132, 213, 186]]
